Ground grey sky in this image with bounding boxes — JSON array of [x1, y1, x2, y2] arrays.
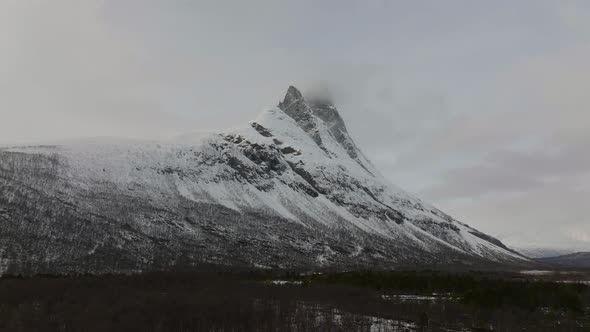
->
[[1, 0, 589, 250]]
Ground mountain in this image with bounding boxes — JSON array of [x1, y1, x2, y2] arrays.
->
[[537, 252, 590, 269], [0, 86, 528, 275], [516, 247, 578, 259]]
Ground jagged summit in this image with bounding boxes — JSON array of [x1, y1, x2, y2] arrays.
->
[[279, 85, 304, 109], [279, 85, 335, 108], [276, 86, 369, 172], [277, 86, 346, 134]]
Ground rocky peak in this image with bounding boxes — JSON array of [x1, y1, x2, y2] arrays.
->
[[278, 86, 346, 133], [277, 86, 324, 153], [277, 86, 365, 169], [309, 102, 347, 135], [279, 86, 304, 110]]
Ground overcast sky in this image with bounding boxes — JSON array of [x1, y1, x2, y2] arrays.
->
[[1, 0, 589, 250]]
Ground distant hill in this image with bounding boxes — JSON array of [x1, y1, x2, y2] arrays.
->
[[516, 247, 577, 259], [537, 252, 590, 269]]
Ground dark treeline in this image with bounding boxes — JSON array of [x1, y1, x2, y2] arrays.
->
[[0, 270, 588, 331], [288, 270, 589, 313]]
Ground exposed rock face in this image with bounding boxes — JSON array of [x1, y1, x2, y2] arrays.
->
[[278, 86, 327, 155], [0, 86, 529, 275], [279, 86, 370, 172]]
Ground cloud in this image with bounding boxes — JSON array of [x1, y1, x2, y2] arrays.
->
[[0, 0, 191, 143], [440, 182, 590, 249], [0, 1, 588, 249], [400, 38, 590, 248], [422, 143, 590, 201]]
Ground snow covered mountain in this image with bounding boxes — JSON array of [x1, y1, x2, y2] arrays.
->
[[0, 86, 528, 274]]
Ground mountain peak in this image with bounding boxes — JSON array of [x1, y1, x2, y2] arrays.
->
[[279, 86, 304, 110], [275, 85, 346, 138], [273, 85, 371, 172]]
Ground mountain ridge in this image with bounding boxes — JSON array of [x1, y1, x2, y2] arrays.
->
[[537, 252, 590, 269]]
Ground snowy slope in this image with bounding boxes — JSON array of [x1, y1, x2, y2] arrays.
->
[[0, 86, 528, 274]]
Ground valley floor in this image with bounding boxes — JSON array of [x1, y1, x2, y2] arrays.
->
[[0, 269, 588, 332]]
